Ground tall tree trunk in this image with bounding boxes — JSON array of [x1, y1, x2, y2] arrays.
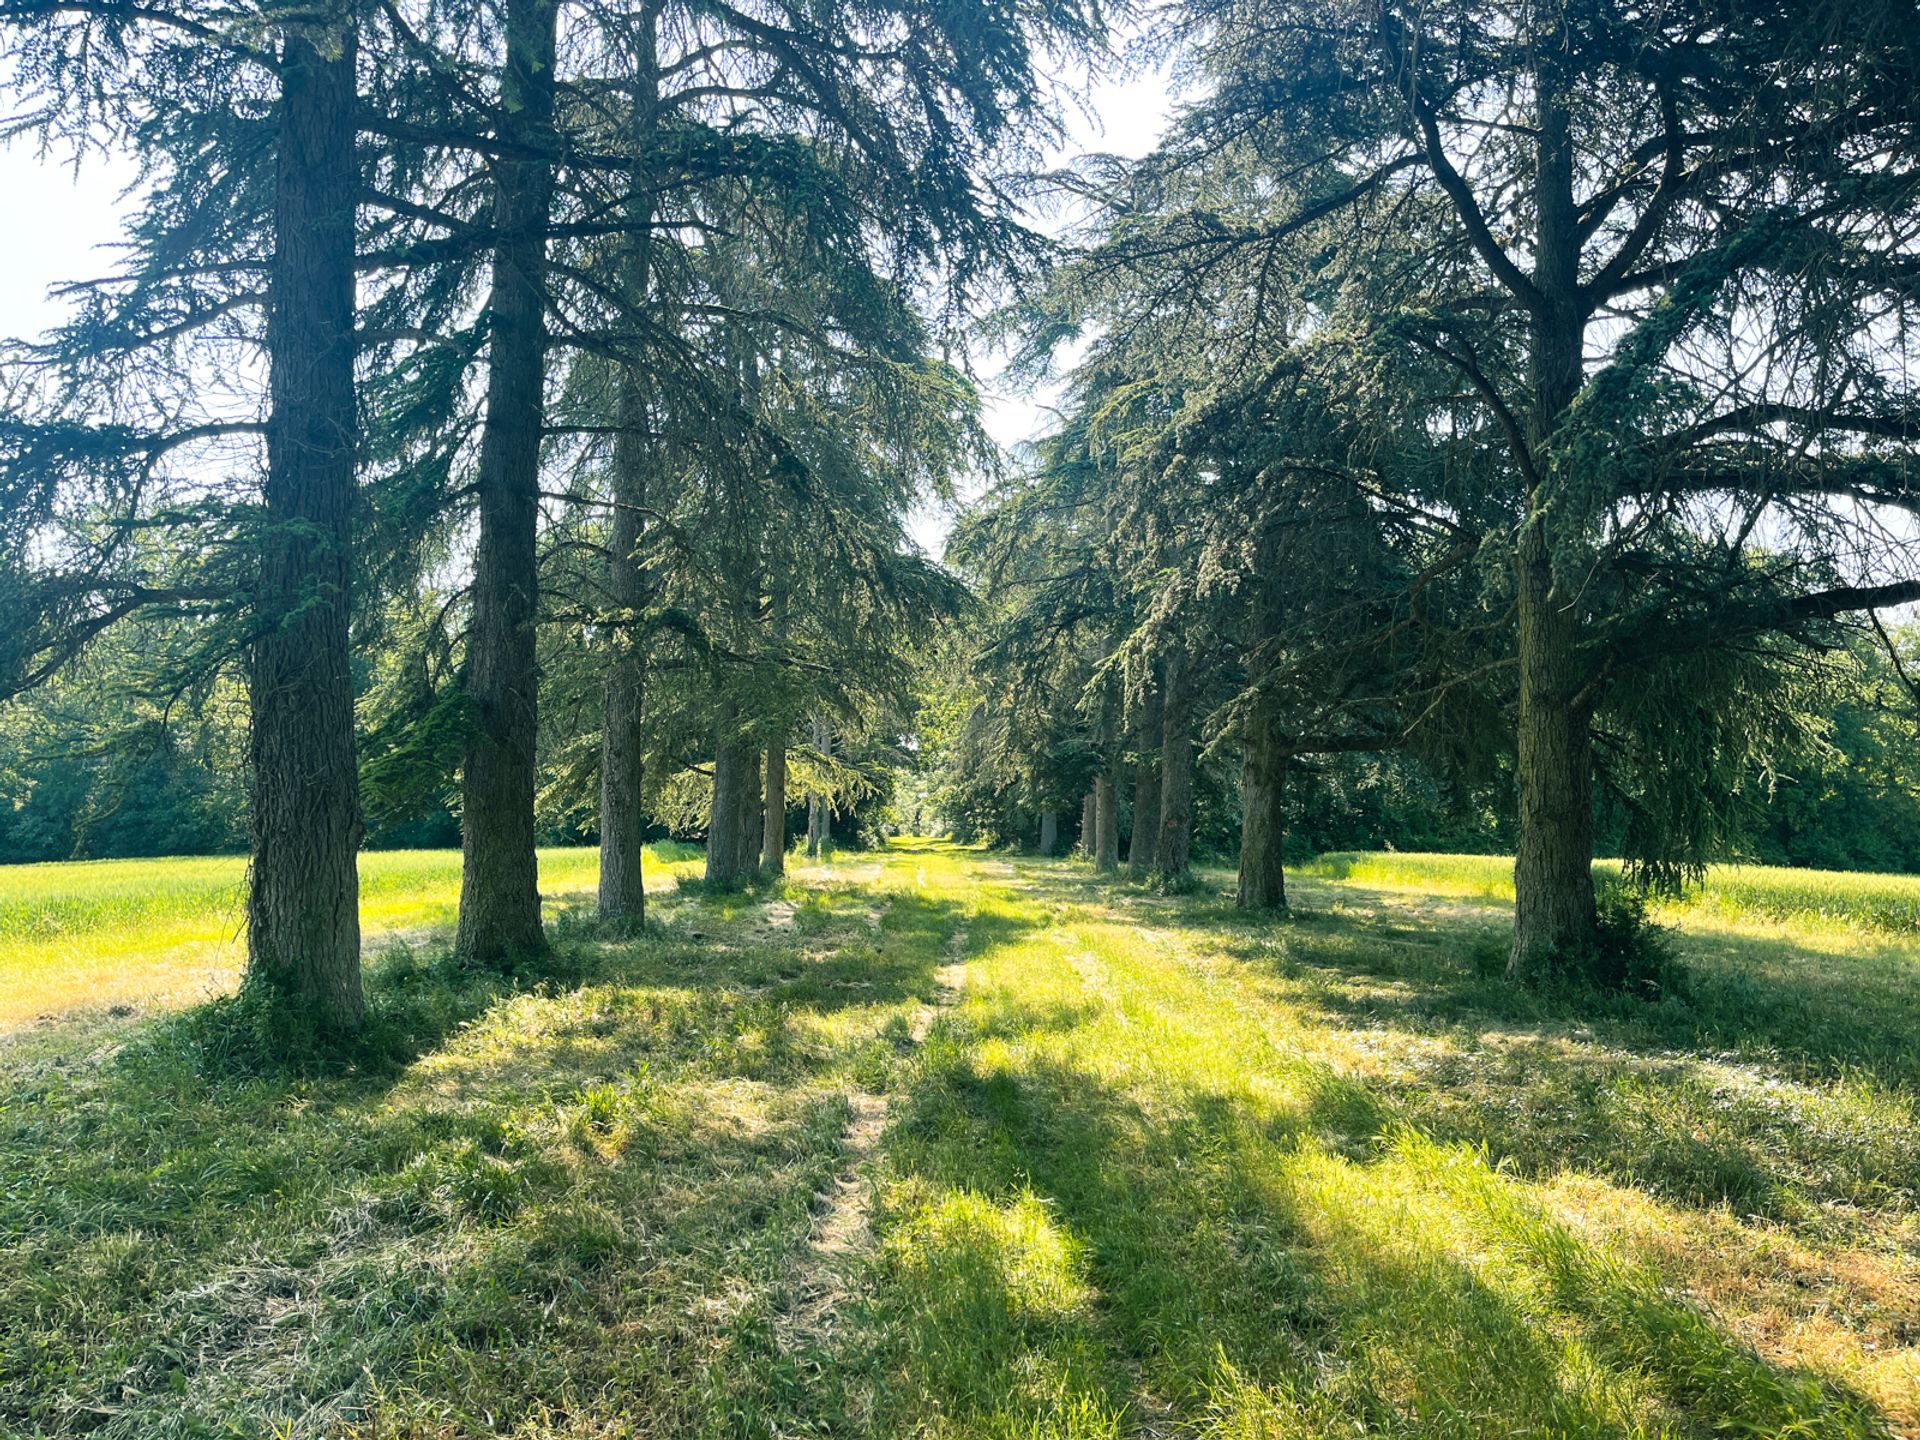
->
[[1509, 69, 1598, 975], [1080, 791, 1098, 858], [805, 714, 832, 855], [596, 372, 650, 928], [1155, 649, 1193, 880], [595, 17, 658, 931], [456, 0, 558, 966], [1094, 706, 1120, 871], [763, 738, 787, 873], [1236, 717, 1288, 910], [761, 582, 788, 874], [1128, 685, 1161, 877], [1510, 526, 1596, 973], [707, 708, 749, 886], [737, 746, 762, 876], [1094, 772, 1119, 871], [248, 25, 364, 1031], [1038, 810, 1058, 856]]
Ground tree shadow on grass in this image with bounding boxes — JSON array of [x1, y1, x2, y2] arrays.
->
[[0, 871, 1017, 1438], [855, 1008, 1893, 1440]]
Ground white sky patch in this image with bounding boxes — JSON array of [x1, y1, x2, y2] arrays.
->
[[907, 64, 1174, 561]]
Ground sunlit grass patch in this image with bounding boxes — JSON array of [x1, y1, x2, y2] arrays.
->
[[1308, 849, 1920, 937], [3, 841, 1918, 1434], [0, 844, 705, 1030], [0, 844, 969, 1436]]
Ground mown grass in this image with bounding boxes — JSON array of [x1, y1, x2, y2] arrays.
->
[[0, 845, 705, 1029], [1308, 849, 1920, 934], [830, 853, 1919, 1438], [0, 844, 967, 1437], [1, 842, 1916, 1436]]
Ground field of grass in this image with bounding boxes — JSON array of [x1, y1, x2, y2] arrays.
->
[[1310, 850, 1920, 934], [1, 842, 1916, 1436], [0, 846, 697, 1030]]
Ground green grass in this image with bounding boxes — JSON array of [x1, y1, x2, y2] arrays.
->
[[0, 846, 682, 1029], [0, 842, 1916, 1436], [1310, 849, 1920, 933]]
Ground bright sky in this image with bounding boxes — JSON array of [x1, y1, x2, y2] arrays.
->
[[0, 64, 1173, 558]]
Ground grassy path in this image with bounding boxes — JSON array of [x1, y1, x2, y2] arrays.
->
[[0, 843, 1915, 1436]]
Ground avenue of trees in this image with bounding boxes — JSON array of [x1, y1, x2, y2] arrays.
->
[[4, 0, 1920, 1029], [943, 0, 1920, 981]]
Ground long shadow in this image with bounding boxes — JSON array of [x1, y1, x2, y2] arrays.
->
[[856, 997, 1892, 1439], [988, 857, 1920, 1221], [0, 868, 1025, 1435]]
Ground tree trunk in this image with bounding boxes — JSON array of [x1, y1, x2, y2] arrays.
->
[[1094, 771, 1119, 871], [1509, 527, 1596, 974], [456, 0, 558, 966], [1038, 810, 1058, 856], [762, 739, 787, 873], [805, 714, 832, 856], [1236, 718, 1288, 910], [1128, 685, 1161, 877], [707, 709, 750, 886], [737, 746, 762, 877], [1080, 791, 1098, 858], [1155, 649, 1193, 880], [248, 25, 364, 1031], [1508, 71, 1598, 976], [596, 371, 650, 928], [595, 20, 658, 931]]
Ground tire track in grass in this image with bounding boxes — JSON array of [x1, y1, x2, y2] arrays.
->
[[775, 902, 969, 1354]]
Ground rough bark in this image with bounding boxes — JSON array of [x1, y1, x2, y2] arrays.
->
[[1128, 686, 1161, 877], [707, 709, 752, 886], [597, 371, 651, 928], [737, 747, 762, 877], [1094, 772, 1119, 871], [456, 0, 558, 966], [1080, 792, 1098, 858], [247, 26, 364, 1031], [595, 21, 658, 931], [762, 739, 787, 873], [1155, 650, 1193, 880], [1236, 718, 1288, 910], [1510, 526, 1597, 973], [1508, 69, 1599, 975], [1038, 810, 1059, 856]]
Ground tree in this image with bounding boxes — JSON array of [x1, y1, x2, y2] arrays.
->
[[1065, 0, 1920, 975], [0, 0, 374, 1030]]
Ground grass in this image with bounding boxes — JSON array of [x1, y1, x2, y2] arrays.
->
[[0, 841, 1916, 1435], [1308, 850, 1920, 934], [0, 846, 696, 1030]]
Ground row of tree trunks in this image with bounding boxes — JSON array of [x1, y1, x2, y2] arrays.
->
[[246, 24, 365, 1031], [455, 0, 559, 967]]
